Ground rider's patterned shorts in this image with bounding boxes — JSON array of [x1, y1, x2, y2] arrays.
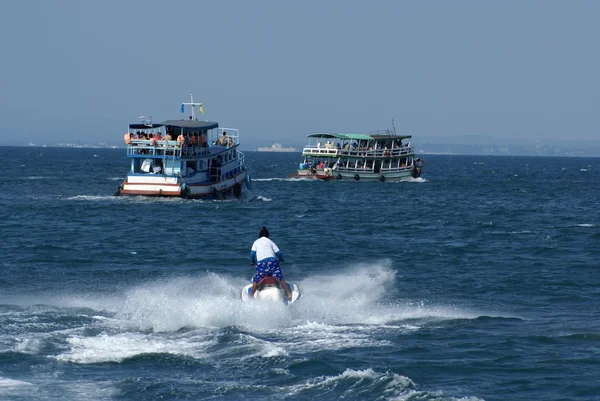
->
[[253, 258, 283, 283]]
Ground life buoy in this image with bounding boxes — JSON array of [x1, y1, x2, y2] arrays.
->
[[379, 175, 385, 182], [354, 174, 360, 181], [337, 173, 343, 180]]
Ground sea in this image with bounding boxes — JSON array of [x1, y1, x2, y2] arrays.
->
[[0, 146, 599, 401]]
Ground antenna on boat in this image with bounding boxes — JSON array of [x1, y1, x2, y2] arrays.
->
[[391, 119, 397, 135], [181, 93, 203, 121]]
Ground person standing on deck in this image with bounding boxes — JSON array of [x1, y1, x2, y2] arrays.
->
[[250, 227, 292, 299]]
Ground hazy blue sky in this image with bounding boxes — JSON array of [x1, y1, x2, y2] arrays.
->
[[1, 0, 598, 147]]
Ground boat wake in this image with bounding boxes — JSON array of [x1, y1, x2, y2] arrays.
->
[[0, 263, 489, 400]]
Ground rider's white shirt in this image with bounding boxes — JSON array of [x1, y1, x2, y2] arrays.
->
[[252, 237, 280, 261]]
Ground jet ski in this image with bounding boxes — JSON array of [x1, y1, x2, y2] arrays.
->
[[241, 276, 301, 305]]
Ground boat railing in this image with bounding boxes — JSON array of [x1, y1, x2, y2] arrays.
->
[[216, 127, 239, 146], [302, 146, 339, 156], [211, 151, 246, 182], [304, 146, 414, 158], [127, 139, 216, 158]]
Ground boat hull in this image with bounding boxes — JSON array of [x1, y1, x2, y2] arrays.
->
[[117, 170, 247, 199], [334, 168, 417, 181]]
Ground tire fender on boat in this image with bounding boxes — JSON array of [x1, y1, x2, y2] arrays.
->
[[245, 172, 252, 190], [233, 182, 242, 198], [354, 174, 360, 181], [379, 175, 385, 182], [337, 173, 343, 180], [180, 183, 189, 197]]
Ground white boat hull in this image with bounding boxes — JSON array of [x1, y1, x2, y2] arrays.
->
[[118, 171, 247, 199]]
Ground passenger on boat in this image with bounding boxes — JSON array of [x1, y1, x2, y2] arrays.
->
[[218, 132, 229, 146], [413, 158, 424, 177], [177, 133, 185, 147], [124, 132, 133, 145], [250, 227, 292, 300]]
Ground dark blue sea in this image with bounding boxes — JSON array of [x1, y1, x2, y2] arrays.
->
[[0, 146, 599, 401]]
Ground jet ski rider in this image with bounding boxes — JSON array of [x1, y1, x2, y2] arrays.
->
[[250, 226, 293, 300]]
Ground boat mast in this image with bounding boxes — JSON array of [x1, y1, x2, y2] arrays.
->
[[392, 119, 397, 136], [182, 93, 203, 121]]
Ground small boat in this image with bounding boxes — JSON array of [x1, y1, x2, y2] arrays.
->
[[287, 168, 335, 181], [116, 95, 251, 199], [257, 143, 297, 152], [292, 121, 423, 182], [241, 276, 301, 305]]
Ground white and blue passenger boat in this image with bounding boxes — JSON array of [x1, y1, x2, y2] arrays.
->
[[291, 122, 423, 182], [116, 95, 250, 199]]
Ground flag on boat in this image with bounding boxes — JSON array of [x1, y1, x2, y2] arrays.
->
[[138, 116, 152, 127], [180, 104, 184, 113], [199, 104, 204, 114]]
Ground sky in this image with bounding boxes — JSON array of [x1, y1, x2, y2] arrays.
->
[[0, 0, 599, 148]]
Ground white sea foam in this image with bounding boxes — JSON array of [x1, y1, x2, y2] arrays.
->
[[0, 377, 33, 388], [67, 195, 116, 201], [55, 331, 213, 363], [255, 195, 272, 202], [391, 176, 427, 183], [252, 178, 288, 182], [284, 368, 418, 400], [7, 262, 483, 333], [0, 378, 36, 399], [281, 368, 484, 401], [3, 262, 490, 371]]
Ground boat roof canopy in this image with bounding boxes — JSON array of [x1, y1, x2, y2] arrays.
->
[[307, 133, 339, 139], [336, 133, 374, 140], [307, 132, 412, 141], [129, 123, 164, 129], [307, 133, 379, 140], [371, 134, 413, 140], [160, 120, 219, 130], [308, 133, 373, 140]]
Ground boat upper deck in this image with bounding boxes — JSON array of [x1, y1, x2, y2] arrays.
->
[[302, 132, 414, 159], [125, 124, 240, 160]]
